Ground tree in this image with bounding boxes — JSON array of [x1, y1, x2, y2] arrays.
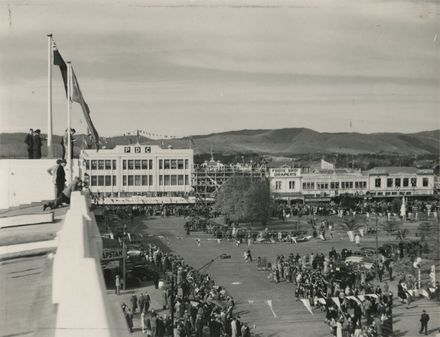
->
[[214, 176, 271, 225]]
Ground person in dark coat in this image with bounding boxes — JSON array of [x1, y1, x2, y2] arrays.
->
[[24, 128, 33, 159], [32, 129, 43, 159], [56, 160, 66, 197], [420, 310, 430, 335]]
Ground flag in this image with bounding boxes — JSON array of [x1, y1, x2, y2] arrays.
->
[[71, 67, 100, 150], [53, 41, 68, 96]]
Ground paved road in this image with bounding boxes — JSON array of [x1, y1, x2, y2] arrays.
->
[[126, 215, 440, 337]]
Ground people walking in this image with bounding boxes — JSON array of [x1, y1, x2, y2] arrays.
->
[[420, 310, 430, 335], [24, 128, 33, 159], [115, 275, 121, 295]]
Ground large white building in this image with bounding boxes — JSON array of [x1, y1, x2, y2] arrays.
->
[[80, 144, 193, 198]]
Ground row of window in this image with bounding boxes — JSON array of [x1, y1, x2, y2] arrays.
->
[[302, 181, 368, 190], [159, 175, 190, 186], [158, 159, 189, 170], [374, 177, 429, 188], [123, 175, 154, 186], [85, 160, 117, 170], [122, 160, 153, 170], [90, 175, 117, 186]]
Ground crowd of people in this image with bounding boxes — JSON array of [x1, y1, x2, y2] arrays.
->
[[119, 242, 252, 337]]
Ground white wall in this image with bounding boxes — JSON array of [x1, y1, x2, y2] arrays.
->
[[0, 159, 80, 210]]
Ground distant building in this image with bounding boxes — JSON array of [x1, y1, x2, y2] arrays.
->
[[367, 167, 435, 198], [269, 164, 435, 202], [80, 144, 193, 198]]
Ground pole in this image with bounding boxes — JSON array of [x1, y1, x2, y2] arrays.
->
[[375, 216, 379, 259], [67, 62, 72, 183], [170, 263, 175, 324], [122, 242, 127, 291], [47, 34, 53, 158]]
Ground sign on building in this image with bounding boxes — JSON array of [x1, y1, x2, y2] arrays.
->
[[101, 248, 124, 261]]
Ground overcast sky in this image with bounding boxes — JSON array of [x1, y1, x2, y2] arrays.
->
[[0, 0, 439, 137]]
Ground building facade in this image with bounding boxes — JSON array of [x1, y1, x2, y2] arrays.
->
[[80, 144, 193, 197], [367, 167, 435, 198], [269, 165, 435, 202]]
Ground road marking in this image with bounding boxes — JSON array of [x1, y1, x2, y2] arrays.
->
[[231, 281, 241, 285], [266, 299, 278, 318]]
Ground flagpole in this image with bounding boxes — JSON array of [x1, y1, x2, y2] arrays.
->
[[67, 61, 72, 183], [47, 34, 53, 158]]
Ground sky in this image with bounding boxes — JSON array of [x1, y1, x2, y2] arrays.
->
[[0, 0, 439, 137]]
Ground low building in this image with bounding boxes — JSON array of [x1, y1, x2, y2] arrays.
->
[[80, 144, 193, 198], [367, 167, 435, 198]]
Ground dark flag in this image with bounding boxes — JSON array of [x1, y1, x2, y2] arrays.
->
[[71, 68, 100, 150], [53, 41, 68, 96]]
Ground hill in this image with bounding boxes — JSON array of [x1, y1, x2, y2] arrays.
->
[[1, 128, 439, 158]]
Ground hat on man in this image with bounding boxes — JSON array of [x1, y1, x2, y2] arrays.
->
[[56, 159, 62, 164], [35, 129, 41, 133]]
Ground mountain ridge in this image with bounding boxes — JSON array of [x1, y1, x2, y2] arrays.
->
[[0, 128, 439, 158]]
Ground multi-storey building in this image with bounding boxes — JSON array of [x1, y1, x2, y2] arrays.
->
[[80, 144, 193, 198]]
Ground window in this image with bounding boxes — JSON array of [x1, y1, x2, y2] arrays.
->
[[185, 159, 189, 169], [105, 176, 111, 186], [135, 175, 141, 186], [178, 175, 184, 185], [91, 176, 97, 186], [184, 175, 189, 185], [375, 178, 381, 188], [128, 160, 134, 170], [289, 181, 295, 189], [178, 160, 184, 169], [159, 160, 163, 169], [171, 175, 177, 185], [341, 182, 346, 189], [349, 182, 353, 189], [98, 160, 104, 170], [411, 178, 417, 187], [142, 175, 148, 185], [105, 160, 111, 170], [164, 175, 170, 185], [123, 176, 127, 186], [128, 176, 134, 186], [403, 178, 409, 187], [149, 175, 153, 185], [112, 160, 117, 170], [395, 178, 401, 187], [171, 160, 177, 169], [123, 160, 127, 170], [98, 176, 105, 186], [159, 175, 163, 185], [164, 160, 170, 169], [275, 181, 282, 190], [387, 178, 393, 188], [423, 178, 429, 187], [112, 176, 116, 186], [135, 160, 141, 170], [85, 160, 90, 170], [91, 160, 97, 170], [142, 160, 148, 170], [335, 182, 339, 189], [149, 160, 153, 170], [362, 181, 367, 188]]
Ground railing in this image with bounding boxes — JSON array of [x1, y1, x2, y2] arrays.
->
[[52, 191, 117, 337]]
